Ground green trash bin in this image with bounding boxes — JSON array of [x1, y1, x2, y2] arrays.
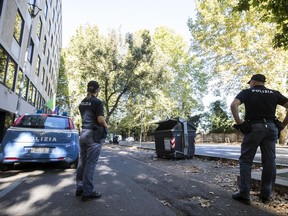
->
[[153, 118, 196, 159]]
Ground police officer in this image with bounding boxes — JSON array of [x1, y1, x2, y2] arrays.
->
[[76, 80, 109, 201], [230, 74, 288, 205]]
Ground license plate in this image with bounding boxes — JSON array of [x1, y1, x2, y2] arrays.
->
[[30, 147, 50, 153]]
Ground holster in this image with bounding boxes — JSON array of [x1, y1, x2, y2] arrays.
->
[[94, 124, 108, 143], [274, 119, 282, 138]]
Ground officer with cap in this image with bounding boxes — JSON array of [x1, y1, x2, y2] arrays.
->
[[76, 80, 109, 201], [230, 74, 288, 205]]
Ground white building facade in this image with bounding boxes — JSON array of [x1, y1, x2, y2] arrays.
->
[[0, 0, 62, 142]]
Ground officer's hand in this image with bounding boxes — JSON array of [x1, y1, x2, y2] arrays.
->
[[233, 121, 252, 134]]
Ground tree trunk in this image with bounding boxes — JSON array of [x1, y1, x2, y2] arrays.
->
[[279, 128, 287, 145]]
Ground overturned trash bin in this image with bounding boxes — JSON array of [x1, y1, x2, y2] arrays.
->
[[153, 118, 196, 159]]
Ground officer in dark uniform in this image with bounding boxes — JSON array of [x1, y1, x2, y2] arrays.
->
[[76, 80, 109, 201], [230, 74, 288, 205]]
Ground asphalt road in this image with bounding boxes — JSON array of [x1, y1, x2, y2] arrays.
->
[[128, 142, 288, 166], [0, 144, 279, 216], [194, 144, 288, 166]]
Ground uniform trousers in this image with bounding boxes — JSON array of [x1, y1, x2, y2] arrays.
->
[[239, 122, 278, 199], [76, 129, 103, 196]]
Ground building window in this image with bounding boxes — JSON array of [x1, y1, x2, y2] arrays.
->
[[5, 59, 17, 91], [36, 56, 41, 76], [43, 36, 47, 53], [0, 46, 8, 84], [48, 83, 51, 96], [49, 60, 52, 73], [23, 76, 29, 100], [47, 49, 50, 65], [28, 39, 34, 63], [41, 68, 45, 84], [34, 91, 38, 107], [37, 18, 42, 39], [0, 47, 18, 91], [17, 73, 30, 102], [50, 35, 53, 47], [35, 92, 39, 109], [39, 95, 44, 109], [16, 69, 23, 95], [44, 0, 48, 19], [28, 82, 36, 105], [36, 91, 42, 109], [13, 10, 24, 45], [45, 76, 48, 91], [28, 0, 36, 16], [52, 44, 55, 56], [52, 8, 55, 22], [48, 20, 51, 35], [0, 0, 4, 17]]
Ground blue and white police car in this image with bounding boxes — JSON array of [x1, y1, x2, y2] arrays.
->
[[0, 113, 80, 171]]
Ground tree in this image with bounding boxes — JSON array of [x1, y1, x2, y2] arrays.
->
[[188, 0, 288, 143], [152, 27, 208, 118], [209, 100, 234, 133], [194, 100, 234, 134], [56, 54, 71, 115], [235, 0, 288, 49], [117, 27, 209, 140], [65, 25, 163, 124]]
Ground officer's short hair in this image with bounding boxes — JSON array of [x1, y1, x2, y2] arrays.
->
[[87, 80, 100, 93]]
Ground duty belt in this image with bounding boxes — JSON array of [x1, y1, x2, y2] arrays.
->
[[82, 126, 94, 129], [249, 119, 274, 124], [248, 118, 275, 128]]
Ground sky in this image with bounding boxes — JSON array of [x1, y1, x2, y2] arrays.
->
[[61, 0, 197, 47]]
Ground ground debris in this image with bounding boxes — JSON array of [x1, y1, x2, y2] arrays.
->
[[188, 196, 211, 208], [158, 199, 172, 207]]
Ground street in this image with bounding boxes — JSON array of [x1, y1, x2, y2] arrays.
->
[[1, 144, 286, 215], [129, 142, 288, 166], [194, 144, 288, 166]]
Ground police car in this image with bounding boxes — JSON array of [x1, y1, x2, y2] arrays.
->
[[0, 113, 80, 171]]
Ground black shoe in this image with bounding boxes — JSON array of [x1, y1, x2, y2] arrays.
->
[[232, 192, 251, 205], [75, 189, 83, 196], [82, 192, 102, 201], [260, 196, 270, 204]]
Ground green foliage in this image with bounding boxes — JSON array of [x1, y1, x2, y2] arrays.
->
[[63, 25, 208, 139], [195, 100, 234, 133], [189, 0, 288, 93], [209, 100, 234, 133], [189, 0, 288, 142], [152, 27, 208, 118], [235, 0, 288, 49], [65, 25, 159, 124], [56, 54, 71, 115]]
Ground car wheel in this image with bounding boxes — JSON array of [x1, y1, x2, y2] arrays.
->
[[70, 157, 79, 169]]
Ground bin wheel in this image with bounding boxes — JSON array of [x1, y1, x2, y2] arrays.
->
[[0, 163, 14, 171]]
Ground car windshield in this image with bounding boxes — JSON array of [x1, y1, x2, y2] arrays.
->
[[15, 115, 70, 129]]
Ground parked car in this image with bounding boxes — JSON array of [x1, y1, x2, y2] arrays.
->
[[0, 113, 80, 171], [125, 137, 135, 142]]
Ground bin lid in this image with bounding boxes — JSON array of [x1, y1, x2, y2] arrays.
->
[[154, 118, 196, 131]]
